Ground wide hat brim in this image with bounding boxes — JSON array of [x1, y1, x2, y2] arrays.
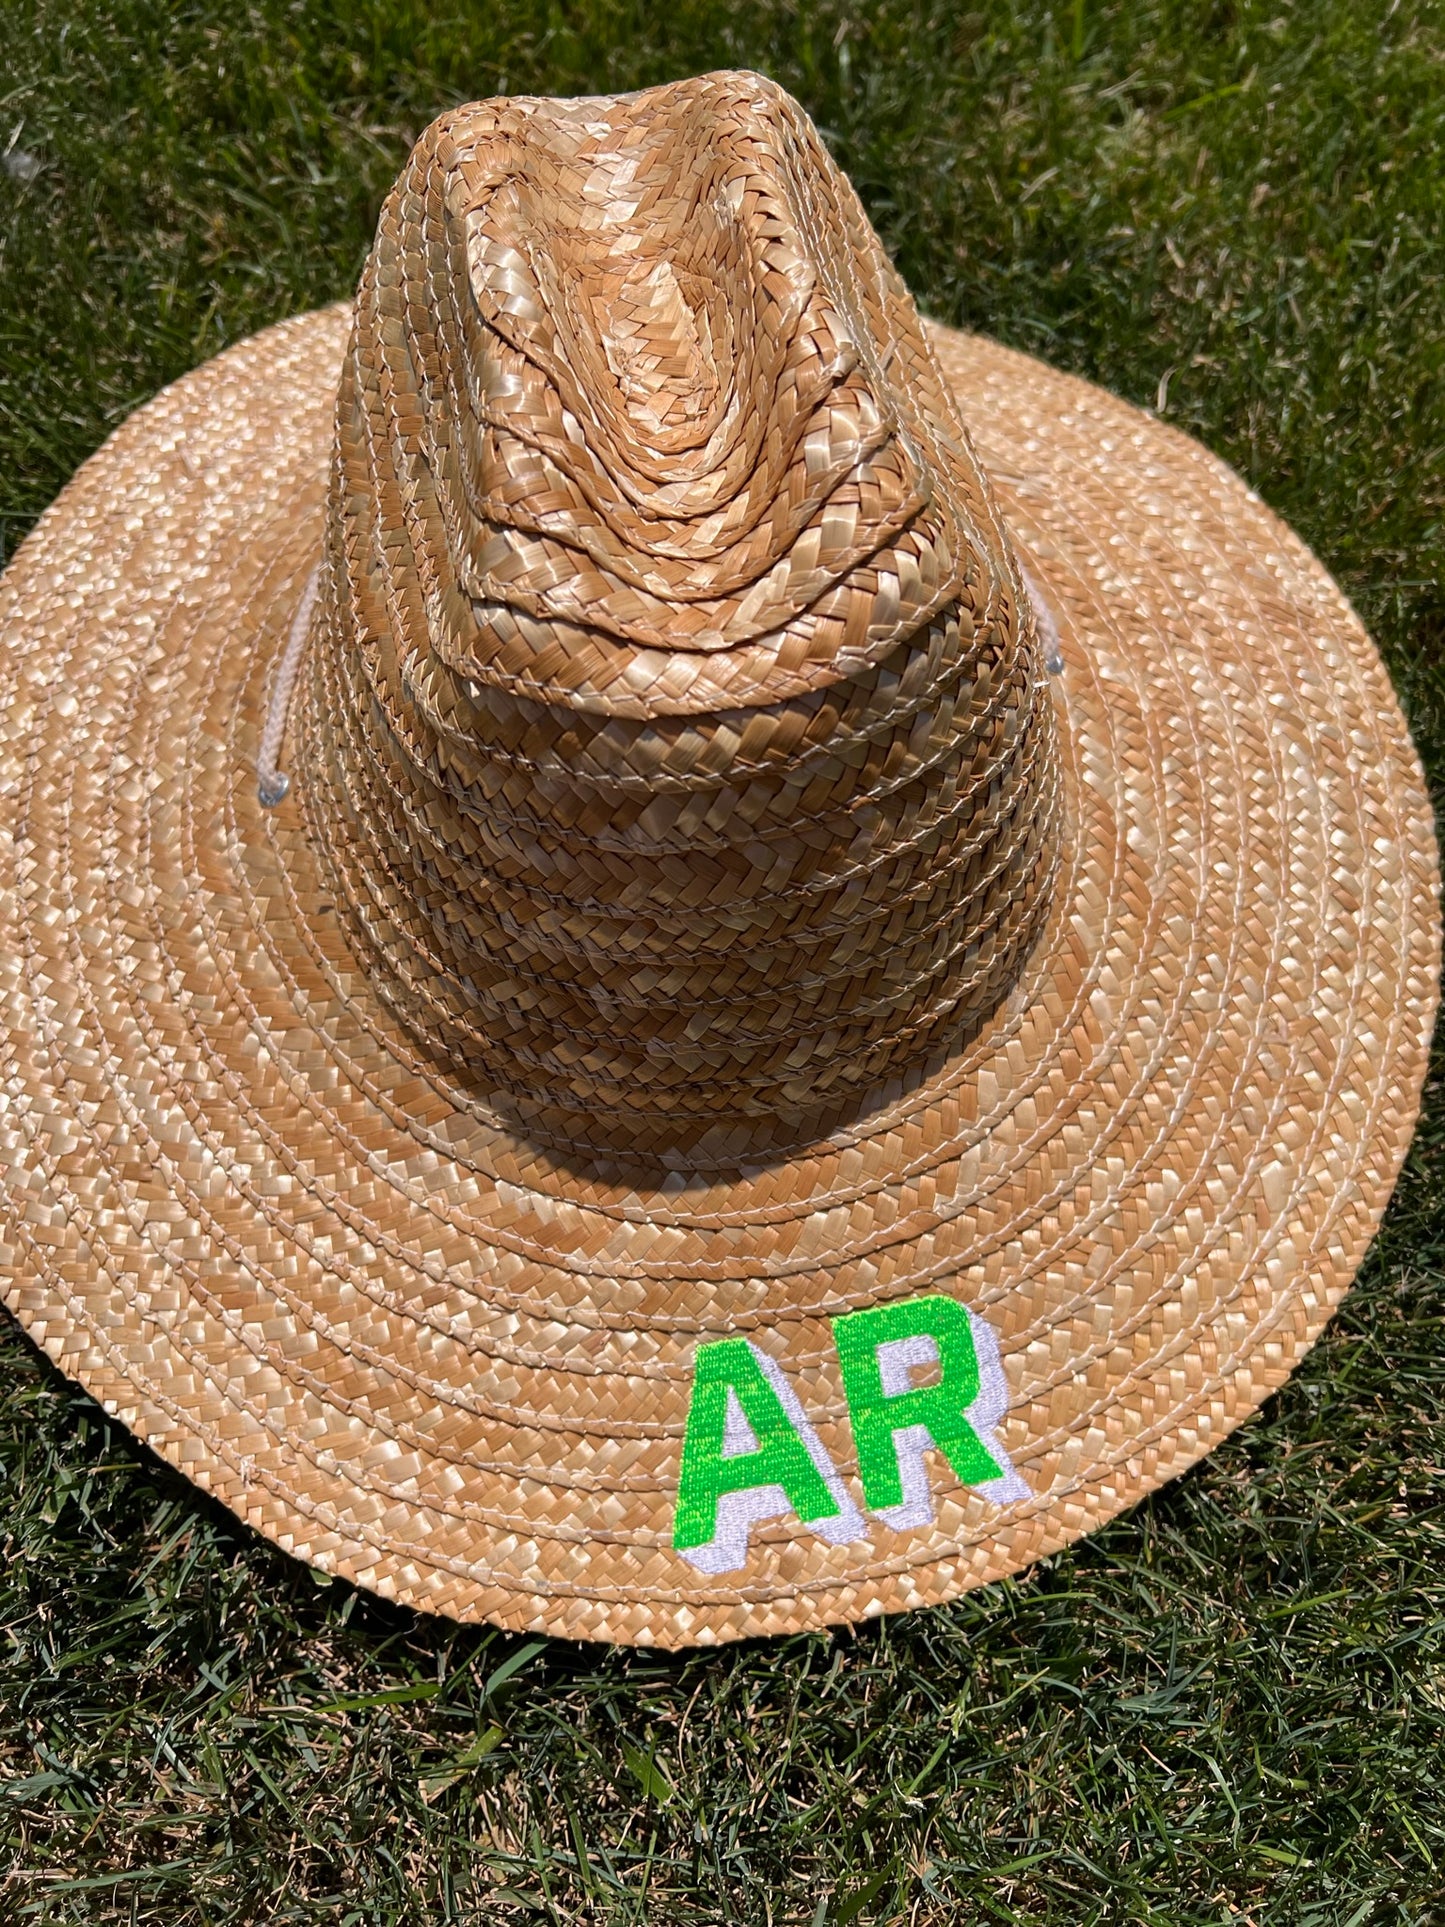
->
[[0, 303, 1436, 1646]]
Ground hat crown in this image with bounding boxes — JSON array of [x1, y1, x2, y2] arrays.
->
[[295, 71, 1061, 1162]]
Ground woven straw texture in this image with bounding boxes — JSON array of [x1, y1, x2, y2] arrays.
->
[[0, 72, 1437, 1647]]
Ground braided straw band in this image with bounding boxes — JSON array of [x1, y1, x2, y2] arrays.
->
[[294, 74, 1061, 1162]]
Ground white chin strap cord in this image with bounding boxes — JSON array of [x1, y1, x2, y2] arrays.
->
[[1017, 556, 1065, 677], [257, 563, 320, 808]]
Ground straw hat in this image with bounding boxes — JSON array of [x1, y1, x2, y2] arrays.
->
[[0, 71, 1437, 1646]]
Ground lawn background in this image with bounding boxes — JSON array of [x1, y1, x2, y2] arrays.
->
[[2, 2, 1443, 1921]]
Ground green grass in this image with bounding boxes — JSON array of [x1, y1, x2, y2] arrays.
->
[[2, 1, 1444, 1920]]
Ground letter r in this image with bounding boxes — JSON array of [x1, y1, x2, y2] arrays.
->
[[834, 1295, 1028, 1528]]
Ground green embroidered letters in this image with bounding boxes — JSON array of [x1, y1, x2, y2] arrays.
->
[[673, 1295, 1027, 1568]]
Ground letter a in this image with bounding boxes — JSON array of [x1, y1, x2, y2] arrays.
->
[[834, 1295, 1029, 1530], [674, 1337, 865, 1574]]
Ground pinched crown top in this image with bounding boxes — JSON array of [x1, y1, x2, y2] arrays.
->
[[294, 71, 1061, 1162]]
